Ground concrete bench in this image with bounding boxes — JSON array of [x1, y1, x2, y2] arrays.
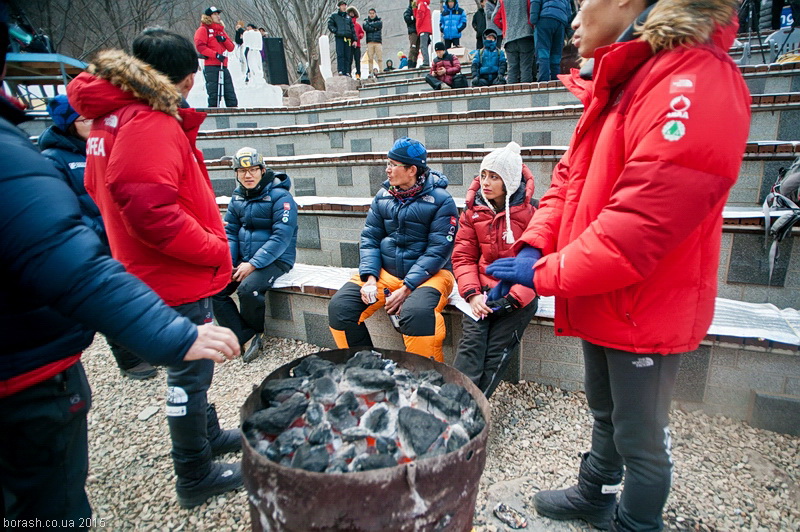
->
[[260, 262, 800, 434]]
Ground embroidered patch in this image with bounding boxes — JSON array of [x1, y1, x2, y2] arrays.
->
[[666, 95, 691, 120], [284, 202, 290, 210], [669, 74, 696, 93], [662, 120, 686, 142], [450, 216, 457, 225]]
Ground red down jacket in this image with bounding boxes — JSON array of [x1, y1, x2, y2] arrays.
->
[[68, 50, 232, 307], [194, 19, 235, 67], [518, 6, 751, 354], [453, 167, 537, 308], [415, 0, 433, 34]]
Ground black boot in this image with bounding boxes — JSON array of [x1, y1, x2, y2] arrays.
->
[[242, 333, 263, 363], [207, 403, 242, 456], [533, 453, 622, 530], [169, 408, 243, 509]]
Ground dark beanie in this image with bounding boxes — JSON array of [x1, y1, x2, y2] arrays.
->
[[47, 95, 80, 131], [434, 42, 446, 51], [388, 137, 427, 169]]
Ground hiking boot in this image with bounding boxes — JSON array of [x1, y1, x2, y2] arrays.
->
[[207, 403, 242, 456], [121, 361, 157, 380], [176, 461, 242, 509], [533, 453, 622, 530], [242, 334, 263, 363]]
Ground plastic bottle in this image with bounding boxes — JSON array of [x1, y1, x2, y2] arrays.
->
[[383, 288, 402, 332]]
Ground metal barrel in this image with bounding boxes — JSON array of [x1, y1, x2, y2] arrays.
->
[[240, 347, 491, 532]]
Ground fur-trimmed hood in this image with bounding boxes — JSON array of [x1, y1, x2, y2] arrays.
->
[[638, 0, 740, 52], [68, 49, 182, 121], [201, 14, 225, 27]]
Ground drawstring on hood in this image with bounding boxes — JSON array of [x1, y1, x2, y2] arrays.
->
[[480, 141, 523, 244]]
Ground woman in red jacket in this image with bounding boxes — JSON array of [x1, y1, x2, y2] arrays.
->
[[487, 0, 750, 529], [452, 142, 538, 398], [347, 6, 366, 78], [414, 0, 433, 67]]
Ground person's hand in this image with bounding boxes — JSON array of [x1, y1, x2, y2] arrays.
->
[[216, 53, 226, 62], [184, 323, 240, 363], [487, 280, 512, 301], [468, 293, 492, 319], [232, 262, 256, 282], [485, 296, 519, 318], [215, 34, 227, 43], [360, 276, 378, 304], [486, 246, 543, 289], [385, 285, 411, 315]]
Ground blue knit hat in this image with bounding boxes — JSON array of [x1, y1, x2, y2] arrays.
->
[[47, 95, 80, 132], [388, 137, 427, 169]]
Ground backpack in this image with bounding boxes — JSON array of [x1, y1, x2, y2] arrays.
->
[[762, 155, 800, 283]]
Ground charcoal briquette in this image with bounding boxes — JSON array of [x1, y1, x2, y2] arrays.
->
[[375, 436, 397, 455], [275, 427, 307, 456], [344, 367, 396, 392], [308, 425, 333, 445], [334, 390, 359, 412], [291, 443, 330, 472], [447, 423, 470, 453], [345, 350, 391, 371], [260, 377, 308, 404], [292, 355, 336, 378], [351, 453, 398, 472], [361, 403, 390, 433], [417, 385, 462, 419], [244, 394, 309, 435], [397, 407, 447, 455], [304, 401, 325, 426], [416, 369, 445, 387], [327, 403, 358, 432], [310, 377, 338, 404], [341, 426, 372, 442]]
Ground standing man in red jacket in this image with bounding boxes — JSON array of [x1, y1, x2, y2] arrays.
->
[[194, 6, 238, 107], [69, 28, 242, 509], [487, 0, 750, 529]]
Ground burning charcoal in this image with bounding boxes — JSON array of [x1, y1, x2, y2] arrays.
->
[[424, 433, 448, 459], [259, 441, 282, 462], [291, 443, 330, 472], [325, 459, 349, 473], [351, 453, 398, 472], [417, 369, 445, 387], [447, 424, 470, 453], [292, 355, 336, 378], [310, 376, 338, 405], [397, 407, 447, 456], [327, 403, 358, 432], [345, 350, 391, 371], [461, 414, 486, 438], [334, 391, 359, 412], [417, 385, 462, 420], [375, 436, 397, 455], [341, 426, 372, 442], [344, 367, 396, 393], [304, 401, 325, 426], [244, 395, 309, 435], [331, 442, 357, 463], [360, 403, 398, 438], [308, 425, 333, 445], [275, 427, 307, 457], [439, 382, 473, 408], [260, 377, 308, 404]]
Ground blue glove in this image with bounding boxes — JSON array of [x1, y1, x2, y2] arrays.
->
[[487, 280, 512, 301], [485, 246, 542, 290]]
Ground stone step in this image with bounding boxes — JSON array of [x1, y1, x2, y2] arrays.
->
[[358, 61, 800, 98], [195, 94, 800, 161], [206, 142, 800, 208], [257, 263, 800, 430]]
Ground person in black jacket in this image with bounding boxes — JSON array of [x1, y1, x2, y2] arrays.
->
[[212, 147, 298, 363], [404, 0, 420, 68], [472, 0, 487, 49], [363, 8, 383, 76], [327, 0, 356, 75], [40, 94, 157, 381], [0, 15, 240, 525]]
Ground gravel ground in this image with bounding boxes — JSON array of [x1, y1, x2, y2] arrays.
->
[[81, 335, 800, 531]]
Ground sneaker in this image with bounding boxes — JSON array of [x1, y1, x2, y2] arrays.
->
[[121, 361, 157, 380], [176, 462, 242, 509], [242, 334, 263, 363]]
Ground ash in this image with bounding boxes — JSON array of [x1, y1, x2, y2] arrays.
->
[[243, 350, 485, 473]]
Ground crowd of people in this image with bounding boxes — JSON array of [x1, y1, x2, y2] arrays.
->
[[1, 0, 755, 530]]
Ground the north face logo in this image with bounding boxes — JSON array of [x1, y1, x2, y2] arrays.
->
[[632, 357, 654, 368], [104, 115, 118, 128]]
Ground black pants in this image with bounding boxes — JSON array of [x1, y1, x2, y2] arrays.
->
[[453, 298, 538, 397], [582, 340, 681, 531], [335, 37, 352, 75], [212, 262, 290, 345], [166, 298, 216, 479], [203, 65, 238, 108], [444, 37, 460, 48], [424, 74, 452, 89], [108, 339, 146, 371], [351, 47, 362, 76], [472, 75, 504, 87], [505, 36, 536, 83], [0, 363, 92, 527]]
